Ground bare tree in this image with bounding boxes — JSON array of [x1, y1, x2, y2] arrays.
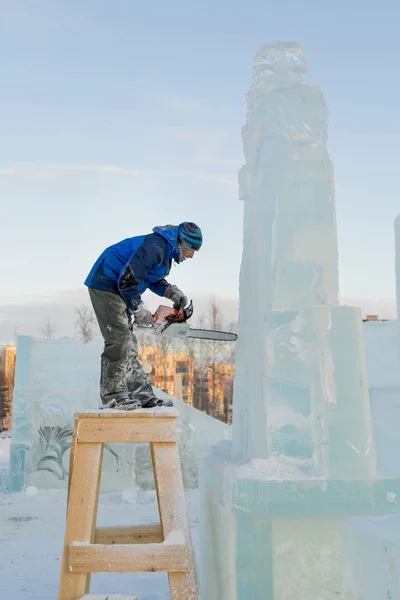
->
[[75, 305, 98, 344], [190, 297, 238, 419], [223, 369, 235, 423], [225, 318, 238, 364], [40, 317, 56, 340], [189, 314, 210, 412], [155, 333, 179, 392], [203, 297, 229, 417]]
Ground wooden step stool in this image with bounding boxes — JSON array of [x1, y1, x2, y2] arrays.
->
[[58, 408, 199, 600]]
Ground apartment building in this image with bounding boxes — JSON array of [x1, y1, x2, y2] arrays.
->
[[0, 345, 16, 431], [138, 345, 235, 422]]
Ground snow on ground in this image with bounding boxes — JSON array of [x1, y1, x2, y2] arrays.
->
[[0, 437, 200, 600]]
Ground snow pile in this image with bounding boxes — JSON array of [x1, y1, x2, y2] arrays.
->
[[235, 456, 317, 482]]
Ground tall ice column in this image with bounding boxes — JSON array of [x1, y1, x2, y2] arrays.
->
[[232, 43, 374, 479]]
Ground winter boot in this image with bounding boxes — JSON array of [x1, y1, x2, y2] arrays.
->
[[100, 398, 141, 411], [141, 396, 174, 408]]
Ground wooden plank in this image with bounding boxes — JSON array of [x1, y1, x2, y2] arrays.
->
[[77, 417, 176, 443], [151, 442, 199, 599], [94, 523, 163, 545], [75, 408, 178, 419], [69, 543, 188, 573], [58, 441, 104, 600], [66, 424, 78, 511]]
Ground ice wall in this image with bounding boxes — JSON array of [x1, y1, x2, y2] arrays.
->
[[8, 335, 229, 492], [359, 217, 400, 478], [363, 320, 400, 476]]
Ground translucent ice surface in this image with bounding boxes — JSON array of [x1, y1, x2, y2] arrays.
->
[[233, 42, 340, 461], [232, 42, 373, 477], [9, 335, 229, 493], [343, 514, 400, 599], [200, 42, 400, 600]]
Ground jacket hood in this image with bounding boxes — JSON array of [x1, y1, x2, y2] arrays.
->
[[153, 225, 179, 259]]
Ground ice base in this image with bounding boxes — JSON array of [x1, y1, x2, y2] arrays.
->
[[200, 441, 400, 600], [343, 513, 400, 600]]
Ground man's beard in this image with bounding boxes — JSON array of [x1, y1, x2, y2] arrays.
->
[[175, 244, 187, 264]]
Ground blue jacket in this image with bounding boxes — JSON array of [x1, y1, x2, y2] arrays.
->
[[84, 225, 179, 310]]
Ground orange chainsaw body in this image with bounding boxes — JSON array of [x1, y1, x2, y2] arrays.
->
[[152, 300, 194, 331], [153, 305, 182, 324]]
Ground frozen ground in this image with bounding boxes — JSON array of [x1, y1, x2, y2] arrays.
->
[[0, 439, 200, 600]]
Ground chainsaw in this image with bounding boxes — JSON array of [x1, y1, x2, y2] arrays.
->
[[135, 300, 237, 342]]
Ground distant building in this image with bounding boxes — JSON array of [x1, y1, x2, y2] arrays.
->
[[193, 363, 235, 423], [363, 315, 390, 322], [138, 345, 235, 423], [138, 346, 195, 405], [0, 345, 16, 431]]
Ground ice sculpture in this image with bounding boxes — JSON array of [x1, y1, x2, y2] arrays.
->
[[8, 335, 229, 493], [199, 42, 400, 599]]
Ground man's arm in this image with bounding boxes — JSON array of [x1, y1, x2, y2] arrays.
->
[[118, 236, 165, 310], [148, 278, 169, 297]]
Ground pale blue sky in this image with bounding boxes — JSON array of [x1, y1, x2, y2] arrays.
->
[[1, 0, 399, 308]]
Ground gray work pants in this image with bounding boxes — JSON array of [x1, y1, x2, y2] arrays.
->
[[88, 288, 155, 405]]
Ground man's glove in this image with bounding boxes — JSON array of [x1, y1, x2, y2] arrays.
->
[[164, 285, 188, 310], [133, 303, 154, 327]]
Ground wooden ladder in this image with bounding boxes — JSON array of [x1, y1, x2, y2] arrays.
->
[[58, 408, 199, 600]]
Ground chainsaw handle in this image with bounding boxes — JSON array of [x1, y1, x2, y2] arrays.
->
[[166, 300, 194, 324]]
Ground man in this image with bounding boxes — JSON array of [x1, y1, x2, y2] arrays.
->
[[84, 222, 203, 410]]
